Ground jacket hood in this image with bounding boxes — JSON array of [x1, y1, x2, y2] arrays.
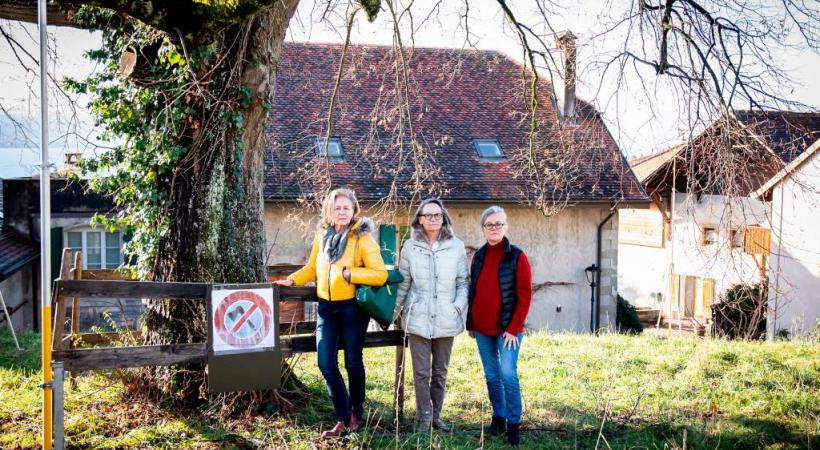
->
[[351, 217, 375, 236]]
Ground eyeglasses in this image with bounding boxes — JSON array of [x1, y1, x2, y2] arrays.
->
[[420, 213, 443, 221], [483, 222, 505, 230]]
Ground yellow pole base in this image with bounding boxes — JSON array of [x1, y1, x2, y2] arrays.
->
[[42, 305, 52, 450]]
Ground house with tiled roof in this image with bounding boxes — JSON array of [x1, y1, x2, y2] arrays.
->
[[263, 39, 649, 332], [617, 110, 820, 334]]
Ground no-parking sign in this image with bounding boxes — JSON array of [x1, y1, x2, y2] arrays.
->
[[212, 288, 275, 353], [208, 284, 281, 393]]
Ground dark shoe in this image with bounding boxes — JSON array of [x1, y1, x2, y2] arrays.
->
[[433, 419, 450, 431], [507, 422, 520, 447], [320, 421, 347, 438], [415, 417, 432, 432], [489, 415, 506, 436], [350, 410, 362, 432]]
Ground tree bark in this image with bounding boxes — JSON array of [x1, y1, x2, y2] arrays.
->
[[142, 0, 299, 398]]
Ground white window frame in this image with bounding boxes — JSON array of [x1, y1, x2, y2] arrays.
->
[[315, 137, 344, 160], [472, 139, 505, 161], [700, 226, 718, 246], [729, 228, 744, 249], [64, 227, 124, 269]]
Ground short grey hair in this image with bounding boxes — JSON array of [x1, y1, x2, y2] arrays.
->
[[480, 205, 507, 228]]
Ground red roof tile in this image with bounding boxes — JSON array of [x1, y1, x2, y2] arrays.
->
[[265, 43, 647, 203], [735, 110, 820, 163]]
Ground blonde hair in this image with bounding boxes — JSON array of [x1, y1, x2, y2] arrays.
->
[[320, 188, 361, 228]]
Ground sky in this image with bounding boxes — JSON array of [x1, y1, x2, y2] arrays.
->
[[1, 0, 818, 178]]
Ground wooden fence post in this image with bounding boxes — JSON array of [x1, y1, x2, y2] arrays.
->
[[51, 249, 72, 351], [69, 252, 82, 384], [69, 252, 82, 346], [393, 332, 406, 424]]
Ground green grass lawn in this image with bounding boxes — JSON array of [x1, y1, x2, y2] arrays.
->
[[1, 329, 817, 449]]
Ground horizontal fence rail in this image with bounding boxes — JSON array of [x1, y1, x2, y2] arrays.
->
[[56, 280, 319, 302], [53, 330, 406, 372]]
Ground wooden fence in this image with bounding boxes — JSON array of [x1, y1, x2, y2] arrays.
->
[[47, 250, 408, 447]]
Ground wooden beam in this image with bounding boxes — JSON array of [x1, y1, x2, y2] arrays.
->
[[54, 343, 207, 372], [79, 269, 131, 281], [56, 281, 318, 302], [278, 286, 319, 302], [282, 330, 406, 354], [279, 321, 317, 335], [69, 252, 83, 347], [0, 2, 79, 27], [51, 249, 73, 351], [53, 330, 407, 371], [73, 331, 143, 346], [57, 280, 210, 299], [74, 322, 314, 347], [393, 334, 407, 422]]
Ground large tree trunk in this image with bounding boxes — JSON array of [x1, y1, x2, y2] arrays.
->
[[143, 0, 299, 398]]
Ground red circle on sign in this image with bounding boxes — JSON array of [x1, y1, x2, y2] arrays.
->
[[214, 290, 272, 348]]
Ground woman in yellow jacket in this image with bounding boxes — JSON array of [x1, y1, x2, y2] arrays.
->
[[275, 188, 387, 438]]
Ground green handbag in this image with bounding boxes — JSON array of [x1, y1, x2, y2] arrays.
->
[[356, 269, 404, 330]]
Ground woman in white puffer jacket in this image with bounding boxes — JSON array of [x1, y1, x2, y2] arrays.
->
[[394, 198, 469, 430]]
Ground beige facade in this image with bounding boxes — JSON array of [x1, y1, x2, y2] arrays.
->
[[264, 202, 619, 333]]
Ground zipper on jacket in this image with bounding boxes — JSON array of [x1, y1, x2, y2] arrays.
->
[[430, 244, 437, 338]]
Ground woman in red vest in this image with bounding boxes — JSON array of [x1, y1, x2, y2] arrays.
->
[[466, 205, 532, 448]]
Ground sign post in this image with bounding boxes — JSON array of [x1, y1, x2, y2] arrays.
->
[[207, 284, 281, 393]]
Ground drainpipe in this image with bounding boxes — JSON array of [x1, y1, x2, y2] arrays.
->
[[595, 208, 616, 332]]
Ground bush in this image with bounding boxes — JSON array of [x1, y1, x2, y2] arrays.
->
[[616, 295, 643, 334], [712, 281, 767, 340]]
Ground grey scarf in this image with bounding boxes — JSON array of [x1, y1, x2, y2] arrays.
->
[[322, 223, 353, 263]]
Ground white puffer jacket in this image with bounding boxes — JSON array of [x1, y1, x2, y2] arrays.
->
[[394, 233, 470, 339]]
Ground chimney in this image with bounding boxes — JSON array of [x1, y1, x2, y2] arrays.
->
[[64, 151, 81, 167], [554, 31, 577, 122]]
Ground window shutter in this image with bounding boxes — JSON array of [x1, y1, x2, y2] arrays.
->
[[379, 224, 397, 265], [122, 230, 136, 265], [50, 227, 63, 282], [702, 278, 715, 312], [669, 274, 680, 317]]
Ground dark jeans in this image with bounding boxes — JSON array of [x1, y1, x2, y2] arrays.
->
[[316, 299, 370, 425]]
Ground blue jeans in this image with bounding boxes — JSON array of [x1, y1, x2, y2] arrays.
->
[[474, 332, 524, 424], [316, 299, 370, 424]]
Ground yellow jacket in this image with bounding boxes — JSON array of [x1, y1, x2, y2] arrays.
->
[[288, 218, 388, 301]]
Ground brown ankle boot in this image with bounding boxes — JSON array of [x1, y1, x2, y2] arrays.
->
[[350, 411, 362, 432], [320, 421, 347, 438]]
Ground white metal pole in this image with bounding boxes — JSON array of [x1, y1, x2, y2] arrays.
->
[[38, 1, 53, 449]]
